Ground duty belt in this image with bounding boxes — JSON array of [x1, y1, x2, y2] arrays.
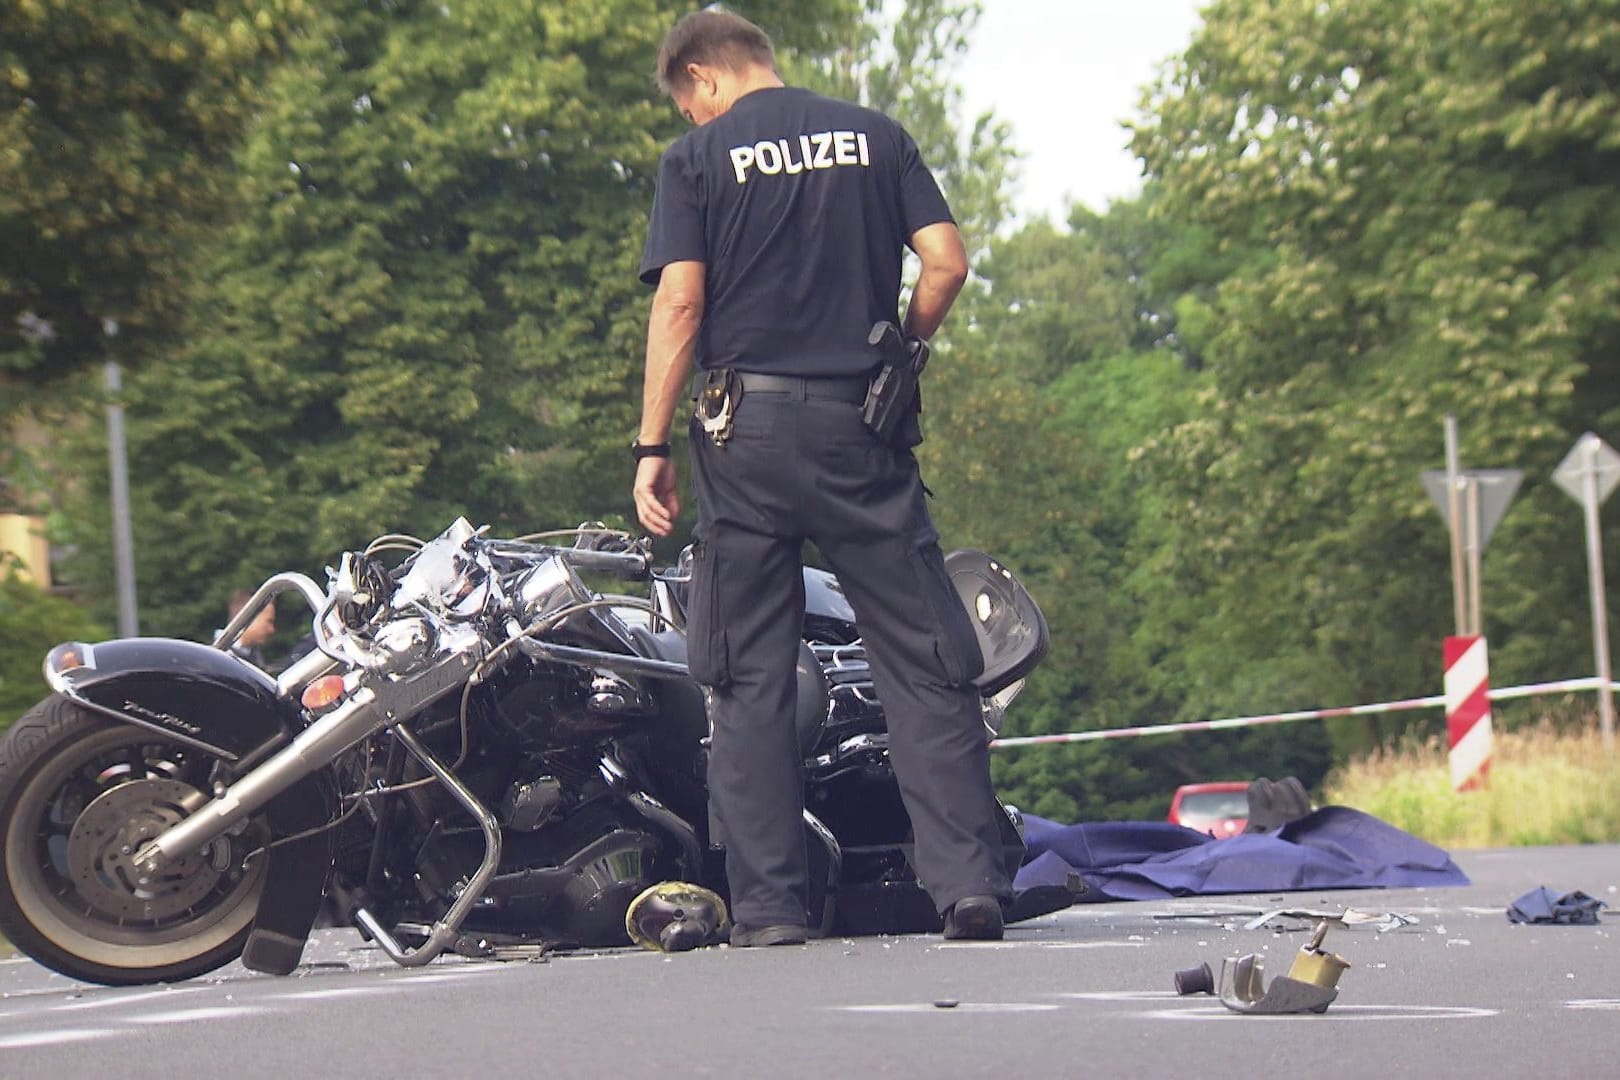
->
[[693, 370, 872, 447], [730, 371, 869, 404]]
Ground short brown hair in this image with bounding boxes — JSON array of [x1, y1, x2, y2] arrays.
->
[[655, 9, 776, 96]]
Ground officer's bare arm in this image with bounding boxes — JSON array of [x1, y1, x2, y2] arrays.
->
[[903, 222, 969, 341], [640, 260, 706, 444]]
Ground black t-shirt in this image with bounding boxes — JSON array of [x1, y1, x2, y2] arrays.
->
[[639, 86, 953, 376]]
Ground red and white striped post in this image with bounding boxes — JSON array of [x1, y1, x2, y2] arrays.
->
[[1444, 635, 1493, 791]]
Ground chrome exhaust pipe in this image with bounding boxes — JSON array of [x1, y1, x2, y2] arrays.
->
[[135, 688, 382, 869]]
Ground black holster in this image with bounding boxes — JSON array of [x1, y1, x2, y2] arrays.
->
[[863, 321, 928, 448]]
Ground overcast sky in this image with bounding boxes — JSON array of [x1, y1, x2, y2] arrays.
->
[[957, 0, 1209, 224]]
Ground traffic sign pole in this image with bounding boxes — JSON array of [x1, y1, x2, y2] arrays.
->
[[1424, 424, 1520, 640], [1466, 477, 1483, 635], [1583, 457, 1614, 750], [105, 360, 139, 638], [1444, 417, 1466, 635], [1553, 432, 1618, 752]]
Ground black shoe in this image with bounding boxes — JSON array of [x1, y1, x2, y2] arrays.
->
[[942, 896, 1004, 941], [730, 924, 808, 948]]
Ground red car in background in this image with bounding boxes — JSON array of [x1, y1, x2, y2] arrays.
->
[[1168, 781, 1250, 838]]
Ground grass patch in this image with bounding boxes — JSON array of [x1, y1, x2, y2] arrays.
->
[[1323, 720, 1620, 848]]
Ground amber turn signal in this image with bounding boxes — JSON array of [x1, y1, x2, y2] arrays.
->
[[301, 675, 347, 711]]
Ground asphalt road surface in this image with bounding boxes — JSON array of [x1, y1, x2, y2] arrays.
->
[[2, 844, 1615, 1079]]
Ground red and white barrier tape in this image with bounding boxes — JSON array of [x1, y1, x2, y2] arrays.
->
[[988, 676, 1619, 750]]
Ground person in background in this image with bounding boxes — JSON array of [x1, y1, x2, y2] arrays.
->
[[223, 588, 277, 670]]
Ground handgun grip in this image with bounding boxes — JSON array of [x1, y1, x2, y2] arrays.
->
[[868, 320, 907, 364]]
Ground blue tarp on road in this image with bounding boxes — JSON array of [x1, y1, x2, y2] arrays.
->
[[1013, 805, 1470, 901]]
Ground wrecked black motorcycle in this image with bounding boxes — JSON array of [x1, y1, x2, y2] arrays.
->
[[0, 519, 1052, 985]]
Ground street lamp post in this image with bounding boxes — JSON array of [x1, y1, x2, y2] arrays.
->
[[104, 358, 138, 638]]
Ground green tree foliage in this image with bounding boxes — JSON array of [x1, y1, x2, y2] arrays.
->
[[796, 0, 1014, 251], [53, 0, 860, 637], [971, 217, 1135, 379], [0, 0, 310, 400], [30, 0, 1618, 825], [0, 567, 105, 732], [1127, 0, 1620, 723], [964, 200, 1335, 819], [0, 0, 316, 519]]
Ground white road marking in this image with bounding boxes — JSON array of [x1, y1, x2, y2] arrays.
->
[[1031, 940, 1147, 950], [1567, 999, 1620, 1011], [836, 1003, 1061, 1014], [126, 1005, 265, 1024], [0, 1027, 118, 1049], [923, 938, 1147, 951], [52, 986, 210, 1012], [386, 972, 482, 985], [1141, 1004, 1499, 1022], [387, 966, 525, 985], [261, 986, 392, 1003]]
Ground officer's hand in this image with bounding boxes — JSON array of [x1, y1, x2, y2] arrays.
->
[[634, 457, 680, 537]]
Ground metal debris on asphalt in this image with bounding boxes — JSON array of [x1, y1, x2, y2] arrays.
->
[[1241, 907, 1418, 933], [1172, 961, 1215, 996], [1218, 921, 1352, 1016]]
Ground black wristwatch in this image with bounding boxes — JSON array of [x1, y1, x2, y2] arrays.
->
[[631, 438, 671, 462]]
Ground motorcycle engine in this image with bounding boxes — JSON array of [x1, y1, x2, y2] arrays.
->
[[806, 636, 880, 754]]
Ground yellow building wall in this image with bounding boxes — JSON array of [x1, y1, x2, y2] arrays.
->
[[0, 514, 51, 587]]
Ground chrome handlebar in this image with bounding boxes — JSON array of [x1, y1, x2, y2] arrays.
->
[[211, 571, 330, 655], [231, 526, 660, 692]]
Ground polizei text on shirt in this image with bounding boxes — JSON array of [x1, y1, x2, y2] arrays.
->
[[729, 130, 871, 184]]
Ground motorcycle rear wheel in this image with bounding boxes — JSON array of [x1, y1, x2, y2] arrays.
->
[[0, 695, 268, 985]]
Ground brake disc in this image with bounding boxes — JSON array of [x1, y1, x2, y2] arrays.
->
[[66, 779, 227, 922]]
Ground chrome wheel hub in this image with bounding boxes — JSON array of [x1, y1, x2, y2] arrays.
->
[[66, 779, 227, 922]]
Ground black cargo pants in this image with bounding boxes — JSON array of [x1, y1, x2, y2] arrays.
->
[[685, 377, 1013, 929]]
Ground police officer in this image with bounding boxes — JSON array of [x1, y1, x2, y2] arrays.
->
[[632, 10, 1010, 946]]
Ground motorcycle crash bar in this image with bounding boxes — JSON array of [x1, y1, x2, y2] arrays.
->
[[349, 724, 503, 967]]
